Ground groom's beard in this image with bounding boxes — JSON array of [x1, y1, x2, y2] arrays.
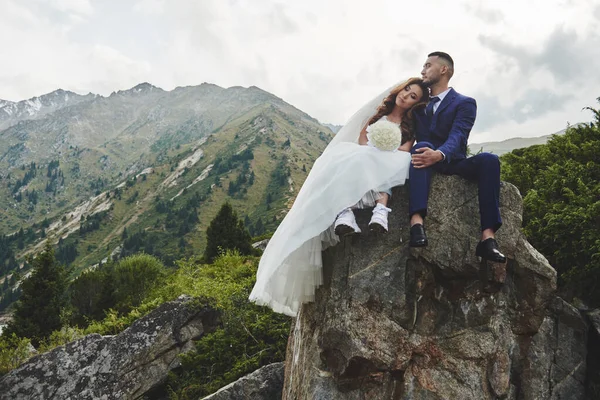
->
[[423, 77, 438, 87]]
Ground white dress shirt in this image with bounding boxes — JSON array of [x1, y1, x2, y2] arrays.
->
[[432, 87, 452, 114]]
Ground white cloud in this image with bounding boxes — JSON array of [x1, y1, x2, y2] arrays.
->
[[0, 0, 598, 143], [463, 3, 504, 24], [49, 0, 93, 16], [133, 0, 165, 16]]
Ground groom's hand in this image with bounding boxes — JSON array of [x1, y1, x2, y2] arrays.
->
[[411, 147, 444, 168]]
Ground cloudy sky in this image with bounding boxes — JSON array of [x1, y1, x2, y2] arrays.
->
[[1, 0, 599, 142]]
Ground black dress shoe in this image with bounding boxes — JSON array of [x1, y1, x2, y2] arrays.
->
[[476, 238, 507, 263], [409, 224, 428, 247]]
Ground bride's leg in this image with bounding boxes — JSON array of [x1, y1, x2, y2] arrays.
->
[[376, 192, 389, 206]]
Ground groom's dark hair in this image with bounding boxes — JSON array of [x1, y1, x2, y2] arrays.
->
[[428, 51, 454, 78]]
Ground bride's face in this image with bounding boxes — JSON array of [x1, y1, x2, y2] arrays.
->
[[395, 84, 424, 109]]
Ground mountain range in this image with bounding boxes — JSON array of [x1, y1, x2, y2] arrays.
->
[[0, 82, 335, 310], [468, 125, 581, 156]]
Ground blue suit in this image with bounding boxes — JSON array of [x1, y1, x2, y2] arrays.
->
[[409, 88, 502, 232]]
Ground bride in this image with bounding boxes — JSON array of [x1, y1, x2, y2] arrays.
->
[[249, 78, 428, 316]]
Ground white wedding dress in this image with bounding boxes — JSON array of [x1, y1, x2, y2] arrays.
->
[[249, 84, 411, 317]]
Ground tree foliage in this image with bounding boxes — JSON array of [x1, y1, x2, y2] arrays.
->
[[501, 100, 600, 305], [204, 202, 254, 262], [3, 243, 68, 346], [68, 253, 166, 325]]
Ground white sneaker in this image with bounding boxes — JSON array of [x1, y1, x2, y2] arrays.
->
[[369, 203, 391, 233], [334, 208, 361, 236]]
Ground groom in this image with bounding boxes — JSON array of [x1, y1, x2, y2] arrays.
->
[[408, 51, 506, 263]]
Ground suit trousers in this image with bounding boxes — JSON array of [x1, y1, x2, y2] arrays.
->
[[408, 141, 502, 232]]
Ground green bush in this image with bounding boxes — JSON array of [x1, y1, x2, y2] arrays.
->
[[38, 326, 85, 353], [0, 334, 33, 376], [169, 302, 289, 398], [83, 299, 164, 336], [111, 253, 166, 312], [69, 253, 167, 325]]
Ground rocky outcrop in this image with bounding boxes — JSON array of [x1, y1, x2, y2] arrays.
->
[[283, 175, 589, 399], [585, 309, 600, 398], [201, 362, 285, 400], [0, 295, 218, 400], [522, 297, 587, 399]]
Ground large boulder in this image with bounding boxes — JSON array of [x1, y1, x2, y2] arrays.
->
[[201, 362, 284, 400], [0, 295, 218, 400], [283, 175, 588, 399]]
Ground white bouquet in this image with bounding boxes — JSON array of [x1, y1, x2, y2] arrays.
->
[[366, 120, 402, 152]]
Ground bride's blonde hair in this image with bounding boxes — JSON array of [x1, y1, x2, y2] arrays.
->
[[367, 77, 428, 143]]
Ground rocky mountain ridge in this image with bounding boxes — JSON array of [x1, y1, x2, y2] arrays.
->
[[0, 89, 97, 131]]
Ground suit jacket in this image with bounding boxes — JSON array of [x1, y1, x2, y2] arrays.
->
[[414, 88, 477, 163]]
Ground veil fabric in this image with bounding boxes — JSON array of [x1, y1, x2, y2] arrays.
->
[[249, 82, 411, 317], [326, 83, 398, 148]]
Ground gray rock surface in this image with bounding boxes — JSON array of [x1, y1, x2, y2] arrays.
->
[[585, 309, 600, 398], [0, 295, 218, 400], [201, 362, 284, 400], [283, 175, 588, 399], [252, 238, 271, 251]]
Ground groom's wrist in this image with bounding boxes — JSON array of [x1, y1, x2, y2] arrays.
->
[[436, 150, 446, 162]]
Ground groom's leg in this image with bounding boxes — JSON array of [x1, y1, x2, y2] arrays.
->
[[446, 153, 502, 232], [408, 141, 435, 219]]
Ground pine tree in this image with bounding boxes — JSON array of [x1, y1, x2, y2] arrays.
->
[[179, 236, 187, 249], [254, 217, 265, 236], [3, 243, 68, 346], [204, 202, 253, 262]]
